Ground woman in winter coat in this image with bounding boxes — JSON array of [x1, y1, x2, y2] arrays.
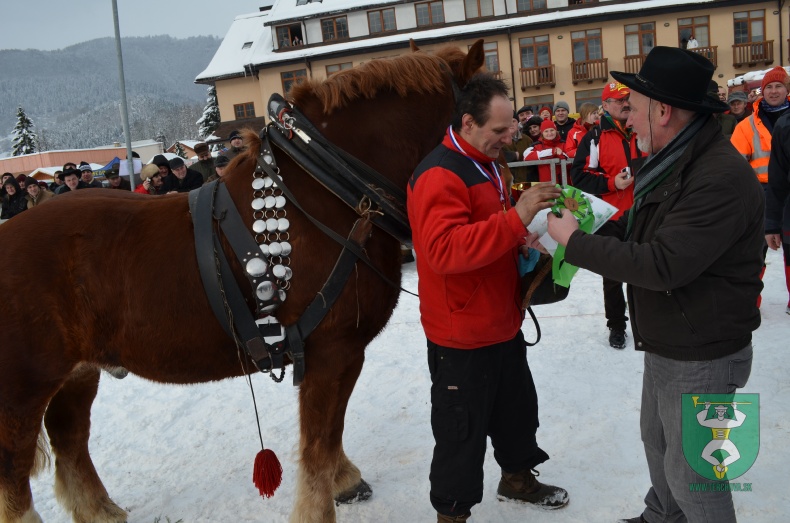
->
[[565, 103, 600, 158], [1, 176, 28, 220], [134, 164, 165, 195], [523, 120, 568, 183]]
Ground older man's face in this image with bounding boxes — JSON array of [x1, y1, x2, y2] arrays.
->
[[81, 170, 94, 183], [172, 165, 187, 179], [27, 183, 40, 197], [625, 91, 655, 153], [729, 99, 747, 116], [230, 137, 243, 149], [717, 87, 727, 102]]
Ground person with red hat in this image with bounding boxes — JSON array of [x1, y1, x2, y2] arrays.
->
[[522, 119, 567, 183], [570, 79, 644, 349], [731, 64, 790, 308]]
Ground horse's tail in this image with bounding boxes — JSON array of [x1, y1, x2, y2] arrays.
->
[[30, 424, 51, 477]]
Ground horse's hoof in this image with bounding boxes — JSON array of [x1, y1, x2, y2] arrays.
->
[[335, 478, 372, 505]]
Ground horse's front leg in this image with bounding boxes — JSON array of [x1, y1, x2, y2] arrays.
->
[[44, 365, 127, 523], [290, 345, 368, 523]]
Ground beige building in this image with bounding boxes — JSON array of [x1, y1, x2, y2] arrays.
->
[[197, 0, 786, 128]]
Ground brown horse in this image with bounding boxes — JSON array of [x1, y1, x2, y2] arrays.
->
[[0, 41, 484, 523]]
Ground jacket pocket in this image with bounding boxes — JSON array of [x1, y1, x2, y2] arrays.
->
[[728, 350, 753, 389]]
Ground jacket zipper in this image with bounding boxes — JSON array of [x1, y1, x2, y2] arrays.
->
[[667, 290, 697, 334]]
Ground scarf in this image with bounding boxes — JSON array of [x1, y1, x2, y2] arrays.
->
[[759, 98, 790, 113], [626, 113, 708, 238], [602, 113, 633, 140]]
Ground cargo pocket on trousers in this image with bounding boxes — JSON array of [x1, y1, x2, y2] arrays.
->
[[728, 353, 753, 390], [431, 391, 469, 443]]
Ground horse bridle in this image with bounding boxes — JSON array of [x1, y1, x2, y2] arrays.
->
[[189, 70, 460, 386]]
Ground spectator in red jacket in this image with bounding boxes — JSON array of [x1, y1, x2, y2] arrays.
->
[[565, 103, 600, 158], [135, 164, 164, 195], [523, 120, 567, 183]]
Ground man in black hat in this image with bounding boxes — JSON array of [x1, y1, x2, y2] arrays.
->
[[548, 46, 764, 523], [190, 142, 215, 182], [223, 130, 245, 160], [162, 157, 203, 193]]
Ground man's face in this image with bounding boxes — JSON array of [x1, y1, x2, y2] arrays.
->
[[717, 87, 727, 102], [108, 176, 121, 187], [729, 99, 747, 116], [554, 107, 569, 124], [762, 81, 788, 107], [18, 179, 25, 190], [4, 184, 15, 196], [172, 165, 187, 179], [64, 174, 79, 190], [216, 165, 227, 177], [198, 151, 212, 162], [81, 170, 93, 183], [463, 95, 514, 159], [602, 96, 631, 123], [158, 165, 169, 177], [625, 91, 654, 154], [230, 137, 243, 149], [63, 163, 76, 171], [27, 183, 40, 197], [518, 111, 531, 124]]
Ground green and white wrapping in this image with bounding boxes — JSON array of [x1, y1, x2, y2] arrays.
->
[[550, 186, 594, 287]]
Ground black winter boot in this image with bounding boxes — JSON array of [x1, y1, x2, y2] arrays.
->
[[609, 328, 627, 349], [616, 516, 646, 523], [496, 468, 569, 509]]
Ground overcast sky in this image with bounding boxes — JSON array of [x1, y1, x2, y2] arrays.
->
[[0, 0, 269, 51]]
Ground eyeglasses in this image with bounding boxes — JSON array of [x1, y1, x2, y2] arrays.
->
[[605, 98, 630, 105]]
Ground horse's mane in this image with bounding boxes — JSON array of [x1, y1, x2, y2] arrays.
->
[[289, 48, 458, 114]]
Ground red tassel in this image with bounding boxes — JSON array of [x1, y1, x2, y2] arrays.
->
[[253, 448, 282, 498]]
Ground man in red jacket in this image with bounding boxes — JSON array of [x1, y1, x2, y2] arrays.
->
[[570, 80, 642, 349], [408, 74, 567, 523]]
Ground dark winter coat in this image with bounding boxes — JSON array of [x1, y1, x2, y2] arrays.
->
[[554, 117, 576, 142], [55, 181, 89, 194], [503, 132, 533, 184], [108, 178, 132, 191], [765, 111, 790, 240], [565, 117, 764, 361], [161, 168, 203, 193], [26, 188, 55, 209], [570, 115, 643, 219], [190, 159, 215, 183], [713, 112, 738, 138], [1, 178, 29, 220]]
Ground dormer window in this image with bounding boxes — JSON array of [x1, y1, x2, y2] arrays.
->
[[242, 41, 253, 49], [276, 24, 304, 48]]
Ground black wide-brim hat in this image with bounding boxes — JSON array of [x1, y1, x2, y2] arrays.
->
[[611, 46, 729, 113]]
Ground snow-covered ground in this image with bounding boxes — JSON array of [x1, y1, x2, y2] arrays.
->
[[30, 249, 789, 522]]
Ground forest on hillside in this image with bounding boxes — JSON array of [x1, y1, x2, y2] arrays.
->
[[0, 35, 220, 155]]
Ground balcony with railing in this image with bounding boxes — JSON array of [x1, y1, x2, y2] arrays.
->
[[571, 58, 608, 84], [623, 55, 645, 74], [733, 40, 773, 67], [687, 46, 718, 68], [490, 70, 503, 80], [519, 64, 556, 90]]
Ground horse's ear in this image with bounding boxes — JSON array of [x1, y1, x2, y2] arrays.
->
[[460, 39, 486, 84], [409, 39, 420, 53]]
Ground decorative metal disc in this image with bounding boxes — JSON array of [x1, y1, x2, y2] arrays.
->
[[278, 289, 287, 302], [275, 195, 286, 209], [261, 303, 278, 313], [264, 196, 277, 209], [253, 220, 267, 233], [252, 178, 266, 190], [277, 218, 290, 232], [266, 218, 279, 232], [280, 241, 292, 256], [259, 243, 269, 256], [273, 264, 287, 279], [263, 177, 274, 188], [263, 154, 274, 165], [283, 267, 293, 281], [246, 257, 268, 277], [269, 242, 283, 256], [256, 281, 276, 301], [251, 198, 265, 211]]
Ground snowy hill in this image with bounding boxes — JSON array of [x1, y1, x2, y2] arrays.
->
[[29, 250, 789, 522]]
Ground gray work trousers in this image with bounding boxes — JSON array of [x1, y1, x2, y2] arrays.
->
[[640, 343, 753, 523]]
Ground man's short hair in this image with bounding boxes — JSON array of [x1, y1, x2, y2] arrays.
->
[[451, 74, 510, 131]]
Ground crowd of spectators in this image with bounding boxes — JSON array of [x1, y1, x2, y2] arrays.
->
[[1, 136, 239, 224]]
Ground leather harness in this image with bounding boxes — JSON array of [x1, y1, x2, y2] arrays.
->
[[189, 94, 410, 386]]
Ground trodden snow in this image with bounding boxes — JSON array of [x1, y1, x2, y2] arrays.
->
[[30, 249, 789, 522]]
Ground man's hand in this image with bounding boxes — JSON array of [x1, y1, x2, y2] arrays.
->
[[547, 208, 579, 246], [521, 232, 547, 254], [514, 182, 561, 227], [614, 168, 634, 190], [766, 233, 782, 250], [732, 401, 738, 410], [705, 402, 711, 409]]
